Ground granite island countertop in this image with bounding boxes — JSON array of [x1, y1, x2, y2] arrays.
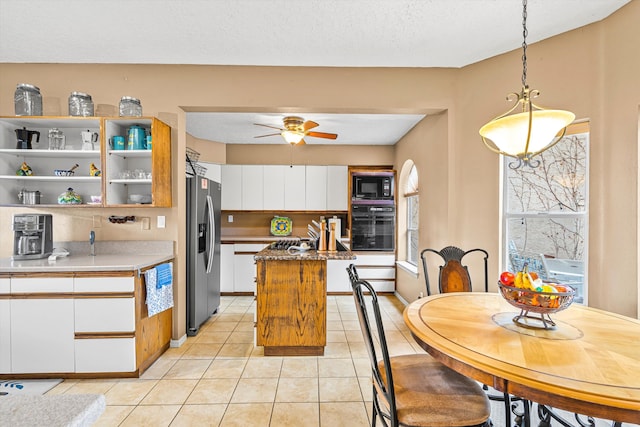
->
[[254, 247, 356, 261], [0, 240, 174, 273]]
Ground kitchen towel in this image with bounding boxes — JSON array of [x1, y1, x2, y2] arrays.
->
[[155, 262, 173, 288], [144, 262, 174, 317]]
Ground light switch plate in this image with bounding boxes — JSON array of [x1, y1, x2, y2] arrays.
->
[[157, 215, 166, 228], [141, 217, 150, 230]]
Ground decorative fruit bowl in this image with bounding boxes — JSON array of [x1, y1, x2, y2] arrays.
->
[[498, 282, 576, 329]]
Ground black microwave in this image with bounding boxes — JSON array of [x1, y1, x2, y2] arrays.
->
[[352, 173, 394, 201]]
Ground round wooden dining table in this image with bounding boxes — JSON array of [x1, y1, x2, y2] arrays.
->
[[403, 292, 640, 425]]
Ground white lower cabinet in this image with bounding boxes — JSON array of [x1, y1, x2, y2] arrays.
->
[[10, 298, 75, 373], [75, 338, 136, 373], [74, 298, 135, 333], [220, 243, 235, 293], [326, 254, 396, 293], [0, 278, 10, 373], [327, 259, 353, 292], [73, 278, 136, 373], [232, 243, 267, 293], [354, 254, 396, 292]]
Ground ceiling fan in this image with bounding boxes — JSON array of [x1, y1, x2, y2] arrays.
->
[[254, 116, 338, 145]]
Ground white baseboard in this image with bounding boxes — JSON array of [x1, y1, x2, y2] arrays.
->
[[394, 291, 410, 306], [170, 334, 187, 348]]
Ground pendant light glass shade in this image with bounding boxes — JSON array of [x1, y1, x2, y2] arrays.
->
[[480, 106, 575, 158]]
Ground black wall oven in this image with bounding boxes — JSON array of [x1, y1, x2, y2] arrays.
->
[[351, 204, 395, 251]]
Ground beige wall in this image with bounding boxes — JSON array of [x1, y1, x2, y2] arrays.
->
[[391, 1, 640, 317], [1, 1, 638, 341]]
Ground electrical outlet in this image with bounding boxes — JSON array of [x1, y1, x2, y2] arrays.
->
[[92, 215, 101, 228], [228, 215, 234, 223], [157, 215, 166, 229], [141, 217, 150, 230]]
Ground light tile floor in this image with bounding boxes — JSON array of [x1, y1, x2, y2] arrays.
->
[[48, 295, 419, 427], [46, 295, 624, 427]]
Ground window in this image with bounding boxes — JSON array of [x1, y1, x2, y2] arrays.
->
[[406, 165, 419, 266], [503, 123, 589, 304]]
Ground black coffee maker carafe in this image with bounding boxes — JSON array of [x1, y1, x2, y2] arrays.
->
[[15, 127, 40, 149]]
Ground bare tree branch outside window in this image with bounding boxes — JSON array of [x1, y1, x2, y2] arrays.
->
[[505, 133, 589, 302]]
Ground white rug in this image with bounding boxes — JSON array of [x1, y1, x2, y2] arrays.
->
[[0, 379, 62, 396]]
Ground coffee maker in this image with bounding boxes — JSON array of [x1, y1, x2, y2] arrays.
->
[[12, 214, 53, 260]]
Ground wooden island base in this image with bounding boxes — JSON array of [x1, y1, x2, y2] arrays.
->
[[256, 258, 327, 356]]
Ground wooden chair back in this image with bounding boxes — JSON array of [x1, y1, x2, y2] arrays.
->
[[420, 246, 489, 295]]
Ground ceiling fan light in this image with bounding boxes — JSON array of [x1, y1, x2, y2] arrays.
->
[[480, 109, 575, 156], [281, 130, 304, 144]]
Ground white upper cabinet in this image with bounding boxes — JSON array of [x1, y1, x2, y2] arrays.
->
[[305, 166, 327, 210], [241, 165, 264, 210], [327, 165, 348, 210], [284, 165, 306, 210], [263, 165, 285, 210], [220, 164, 348, 211], [221, 164, 242, 210]]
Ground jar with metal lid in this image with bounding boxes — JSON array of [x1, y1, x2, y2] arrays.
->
[[14, 83, 43, 116], [68, 92, 94, 117], [119, 96, 142, 117]]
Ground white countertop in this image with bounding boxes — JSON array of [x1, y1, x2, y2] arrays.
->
[[0, 254, 174, 273], [1, 240, 174, 273]]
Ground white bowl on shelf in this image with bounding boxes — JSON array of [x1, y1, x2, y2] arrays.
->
[[129, 194, 152, 204]]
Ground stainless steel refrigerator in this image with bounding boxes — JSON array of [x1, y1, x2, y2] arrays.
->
[[186, 175, 221, 336]]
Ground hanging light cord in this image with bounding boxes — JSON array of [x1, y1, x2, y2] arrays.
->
[[521, 0, 528, 87]]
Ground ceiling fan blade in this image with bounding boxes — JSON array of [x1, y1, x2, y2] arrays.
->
[[254, 133, 281, 138], [303, 120, 319, 131], [297, 139, 306, 145], [306, 131, 338, 140], [254, 123, 283, 131]]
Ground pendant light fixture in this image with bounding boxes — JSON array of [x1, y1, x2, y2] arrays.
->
[[479, 0, 575, 168]]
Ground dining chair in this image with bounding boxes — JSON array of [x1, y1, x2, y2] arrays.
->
[[420, 247, 530, 427], [420, 246, 488, 295], [347, 264, 491, 427]]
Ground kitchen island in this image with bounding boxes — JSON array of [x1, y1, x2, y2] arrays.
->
[[254, 245, 355, 356], [0, 241, 174, 378]]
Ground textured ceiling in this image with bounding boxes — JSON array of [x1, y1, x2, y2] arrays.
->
[[0, 0, 629, 145], [0, 0, 629, 67]]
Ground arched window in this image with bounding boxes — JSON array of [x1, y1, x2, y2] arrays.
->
[[405, 164, 419, 266]]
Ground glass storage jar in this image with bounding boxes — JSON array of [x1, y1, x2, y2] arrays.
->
[[68, 92, 94, 116], [14, 83, 43, 116], [119, 96, 142, 117]]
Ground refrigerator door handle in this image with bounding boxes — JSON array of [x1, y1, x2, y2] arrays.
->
[[205, 194, 215, 274]]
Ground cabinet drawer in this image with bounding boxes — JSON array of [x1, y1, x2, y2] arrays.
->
[[75, 337, 136, 373], [75, 276, 134, 293], [0, 278, 9, 294], [0, 300, 9, 373], [74, 298, 135, 332], [370, 280, 395, 293], [353, 254, 395, 267], [11, 277, 73, 293], [356, 267, 395, 280]]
